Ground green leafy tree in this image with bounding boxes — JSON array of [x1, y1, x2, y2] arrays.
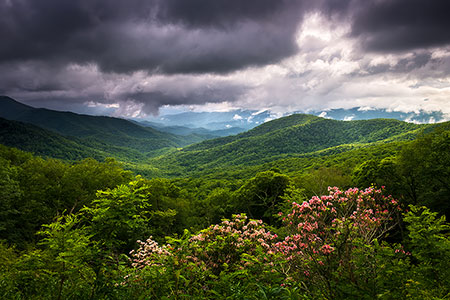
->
[[81, 177, 153, 254], [297, 167, 351, 198], [0, 159, 23, 244], [37, 214, 96, 300], [233, 170, 290, 224], [0, 215, 96, 300], [397, 126, 450, 215], [403, 206, 450, 298], [144, 178, 187, 237], [60, 157, 132, 213], [202, 187, 233, 225]]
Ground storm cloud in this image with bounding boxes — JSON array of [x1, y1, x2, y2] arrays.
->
[[350, 0, 450, 52], [1, 0, 450, 117], [0, 0, 304, 74]]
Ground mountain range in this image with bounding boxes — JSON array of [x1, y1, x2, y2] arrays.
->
[[134, 109, 274, 131], [137, 106, 447, 130], [1, 96, 447, 178], [0, 96, 216, 160], [147, 113, 441, 177]]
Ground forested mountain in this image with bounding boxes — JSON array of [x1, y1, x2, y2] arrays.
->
[[148, 114, 442, 176], [0, 96, 214, 155], [0, 117, 106, 160], [0, 117, 155, 161], [2, 95, 446, 181]]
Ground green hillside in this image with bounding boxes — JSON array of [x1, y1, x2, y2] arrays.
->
[[0, 117, 104, 160], [0, 117, 150, 161], [0, 96, 207, 154], [147, 114, 440, 176], [1, 96, 445, 180]]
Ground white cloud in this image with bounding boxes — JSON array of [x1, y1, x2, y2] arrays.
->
[[357, 106, 375, 111]]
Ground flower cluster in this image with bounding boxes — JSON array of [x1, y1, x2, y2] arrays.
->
[[129, 236, 171, 269], [274, 186, 401, 273], [187, 214, 277, 273], [127, 187, 404, 294]]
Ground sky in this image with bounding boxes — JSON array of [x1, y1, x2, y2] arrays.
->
[[1, 0, 450, 121]]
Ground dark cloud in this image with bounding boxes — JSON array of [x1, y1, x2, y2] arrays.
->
[[0, 59, 248, 115], [2, 0, 449, 75], [350, 0, 450, 52], [94, 20, 300, 74], [128, 83, 247, 115], [0, 0, 304, 74], [0, 0, 96, 62], [156, 0, 291, 28], [3, 0, 447, 76], [0, 0, 307, 114]]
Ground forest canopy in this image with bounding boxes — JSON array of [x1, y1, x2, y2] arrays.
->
[[0, 122, 449, 299]]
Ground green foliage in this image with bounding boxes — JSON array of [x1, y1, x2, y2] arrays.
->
[[351, 125, 450, 217], [0, 158, 23, 244], [0, 243, 20, 298], [397, 126, 450, 214], [352, 157, 398, 189], [233, 171, 291, 224], [403, 206, 450, 298], [81, 178, 154, 253], [0, 215, 96, 299], [295, 167, 351, 198], [37, 214, 96, 300], [60, 158, 133, 213], [0, 146, 132, 247], [143, 178, 187, 237], [201, 187, 234, 225]]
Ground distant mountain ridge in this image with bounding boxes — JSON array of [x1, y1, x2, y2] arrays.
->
[[135, 120, 247, 137], [139, 109, 274, 131], [313, 107, 447, 123], [136, 106, 447, 131]]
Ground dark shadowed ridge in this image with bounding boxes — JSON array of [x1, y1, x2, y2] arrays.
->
[[0, 95, 167, 138], [0, 96, 212, 154], [0, 117, 107, 160]]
